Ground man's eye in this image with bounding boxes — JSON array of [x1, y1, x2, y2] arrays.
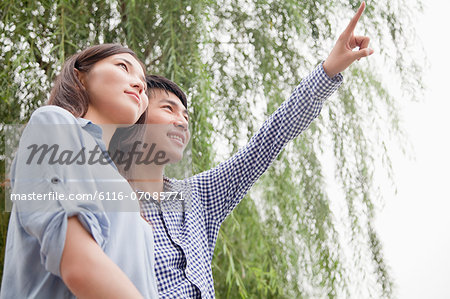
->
[[163, 105, 173, 111]]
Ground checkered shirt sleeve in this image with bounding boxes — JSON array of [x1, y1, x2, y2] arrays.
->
[[193, 63, 343, 227]]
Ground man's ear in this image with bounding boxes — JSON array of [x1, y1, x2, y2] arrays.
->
[[74, 68, 86, 88]]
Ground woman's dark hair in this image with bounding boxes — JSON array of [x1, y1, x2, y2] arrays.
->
[[48, 43, 147, 125], [146, 75, 187, 108], [47, 44, 150, 177]]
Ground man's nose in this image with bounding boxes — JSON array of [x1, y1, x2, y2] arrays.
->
[[173, 117, 188, 130]]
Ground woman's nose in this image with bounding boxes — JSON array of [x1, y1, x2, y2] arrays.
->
[[131, 78, 145, 94]]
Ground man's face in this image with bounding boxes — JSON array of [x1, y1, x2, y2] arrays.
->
[[144, 89, 190, 164]]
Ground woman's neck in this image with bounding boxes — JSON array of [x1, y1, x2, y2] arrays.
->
[[83, 111, 117, 148], [97, 124, 116, 149]]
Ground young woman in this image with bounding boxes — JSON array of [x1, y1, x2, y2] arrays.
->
[[1, 44, 158, 298], [118, 3, 373, 298]]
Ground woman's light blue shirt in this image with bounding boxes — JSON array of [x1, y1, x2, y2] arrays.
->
[[1, 106, 158, 298]]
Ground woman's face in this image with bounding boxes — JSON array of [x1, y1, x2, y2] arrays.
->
[[79, 53, 148, 124]]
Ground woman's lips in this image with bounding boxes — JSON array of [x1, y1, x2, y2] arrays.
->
[[125, 91, 140, 104]]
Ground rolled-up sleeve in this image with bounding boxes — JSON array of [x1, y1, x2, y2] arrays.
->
[[12, 106, 110, 277]]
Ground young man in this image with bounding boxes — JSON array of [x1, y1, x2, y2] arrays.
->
[[132, 3, 373, 298]]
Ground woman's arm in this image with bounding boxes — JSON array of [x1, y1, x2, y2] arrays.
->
[[60, 217, 143, 299], [13, 106, 146, 297]]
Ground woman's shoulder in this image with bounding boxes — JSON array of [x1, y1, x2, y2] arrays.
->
[[22, 105, 85, 147], [29, 105, 78, 125]]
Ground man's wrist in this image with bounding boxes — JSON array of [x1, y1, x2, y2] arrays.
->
[[322, 60, 338, 79]]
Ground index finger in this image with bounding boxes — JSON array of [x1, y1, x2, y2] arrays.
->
[[343, 2, 366, 36]]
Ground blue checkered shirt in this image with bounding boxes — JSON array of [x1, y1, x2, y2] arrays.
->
[[140, 63, 343, 298]]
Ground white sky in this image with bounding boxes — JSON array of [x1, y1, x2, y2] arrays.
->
[[375, 1, 450, 298]]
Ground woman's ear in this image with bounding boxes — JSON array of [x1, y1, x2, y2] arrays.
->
[[74, 68, 86, 88]]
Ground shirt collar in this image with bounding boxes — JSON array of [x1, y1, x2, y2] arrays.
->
[[77, 117, 118, 170], [77, 117, 103, 140]]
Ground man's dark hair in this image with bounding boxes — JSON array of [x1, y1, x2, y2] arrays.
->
[[146, 75, 187, 109]]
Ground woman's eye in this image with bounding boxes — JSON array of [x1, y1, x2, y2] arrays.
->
[[118, 63, 128, 71]]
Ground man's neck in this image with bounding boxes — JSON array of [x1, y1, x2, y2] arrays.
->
[[130, 164, 165, 194]]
